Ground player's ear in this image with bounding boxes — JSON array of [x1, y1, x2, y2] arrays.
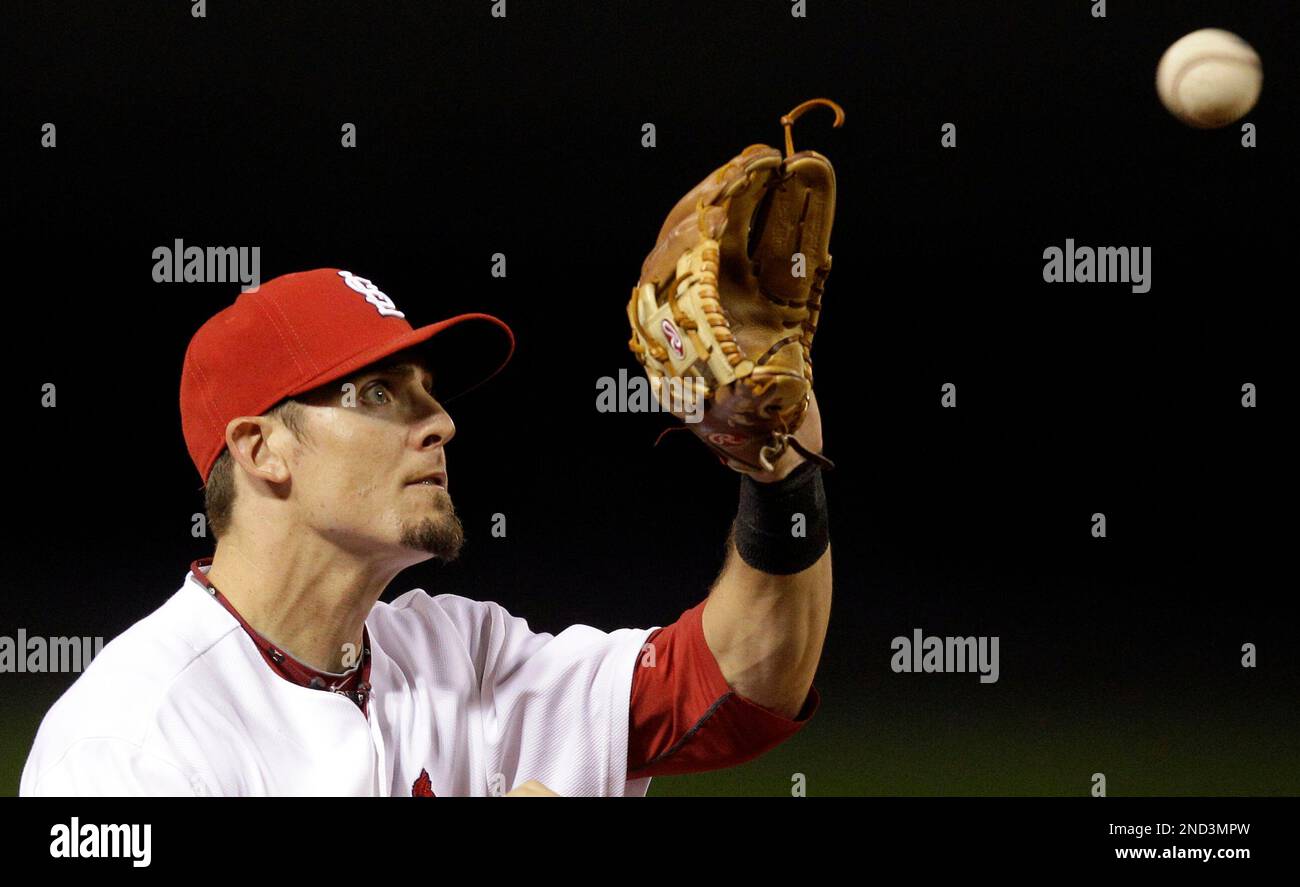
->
[[224, 416, 292, 485]]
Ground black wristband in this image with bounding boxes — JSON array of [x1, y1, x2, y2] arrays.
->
[[732, 460, 830, 575]]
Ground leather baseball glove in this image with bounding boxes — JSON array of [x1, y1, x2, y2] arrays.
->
[[627, 99, 842, 476]]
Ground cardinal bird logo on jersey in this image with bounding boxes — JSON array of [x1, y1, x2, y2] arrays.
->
[[411, 768, 436, 797]]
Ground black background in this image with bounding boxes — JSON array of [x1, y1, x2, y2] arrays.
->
[[1, 1, 1295, 796]]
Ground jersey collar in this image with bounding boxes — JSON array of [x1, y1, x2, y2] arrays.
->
[[189, 557, 373, 715]]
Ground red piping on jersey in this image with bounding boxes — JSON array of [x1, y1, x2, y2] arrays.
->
[[189, 557, 373, 716]]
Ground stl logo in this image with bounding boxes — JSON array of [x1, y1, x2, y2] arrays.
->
[[708, 432, 746, 447], [660, 318, 685, 358], [338, 270, 405, 318]]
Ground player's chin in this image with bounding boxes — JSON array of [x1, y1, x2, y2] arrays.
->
[[398, 512, 465, 562]]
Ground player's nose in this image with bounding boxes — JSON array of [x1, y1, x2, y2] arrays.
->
[[415, 402, 456, 450]]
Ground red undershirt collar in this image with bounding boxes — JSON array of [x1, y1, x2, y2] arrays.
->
[[189, 557, 372, 716]]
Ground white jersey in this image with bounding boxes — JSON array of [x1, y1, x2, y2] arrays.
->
[[21, 562, 656, 797]]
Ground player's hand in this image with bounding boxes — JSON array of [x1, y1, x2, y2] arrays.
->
[[746, 388, 825, 484], [505, 779, 560, 797]]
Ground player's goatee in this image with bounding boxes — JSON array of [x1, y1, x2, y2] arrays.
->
[[400, 497, 465, 561]]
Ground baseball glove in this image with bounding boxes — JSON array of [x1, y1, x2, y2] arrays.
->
[[627, 98, 842, 475]]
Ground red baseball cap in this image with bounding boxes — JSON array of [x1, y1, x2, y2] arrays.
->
[[180, 268, 514, 484]]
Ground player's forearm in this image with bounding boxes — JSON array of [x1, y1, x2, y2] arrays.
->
[[703, 541, 832, 718], [701, 459, 833, 718]]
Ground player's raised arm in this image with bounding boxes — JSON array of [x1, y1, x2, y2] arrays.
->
[[625, 100, 841, 721], [700, 391, 831, 719]]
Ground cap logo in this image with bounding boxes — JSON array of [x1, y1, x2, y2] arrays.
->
[[338, 270, 405, 318]]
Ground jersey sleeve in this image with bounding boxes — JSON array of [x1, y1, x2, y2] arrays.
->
[[21, 738, 201, 797], [462, 598, 655, 797], [627, 598, 820, 777]]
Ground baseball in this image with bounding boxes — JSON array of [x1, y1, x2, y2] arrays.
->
[[1156, 28, 1262, 128]]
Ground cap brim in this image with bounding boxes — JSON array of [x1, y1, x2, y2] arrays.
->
[[407, 313, 516, 403], [286, 313, 515, 404]]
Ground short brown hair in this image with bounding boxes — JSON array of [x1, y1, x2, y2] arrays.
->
[[204, 398, 310, 540]]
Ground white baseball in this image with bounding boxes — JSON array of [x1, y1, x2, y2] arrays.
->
[[1156, 29, 1262, 129]]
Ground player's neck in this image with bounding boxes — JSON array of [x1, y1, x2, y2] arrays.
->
[[205, 530, 401, 674]]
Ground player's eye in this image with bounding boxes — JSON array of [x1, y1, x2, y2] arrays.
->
[[364, 383, 392, 404]]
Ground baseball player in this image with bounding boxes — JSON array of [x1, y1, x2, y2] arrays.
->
[[22, 111, 837, 796]]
